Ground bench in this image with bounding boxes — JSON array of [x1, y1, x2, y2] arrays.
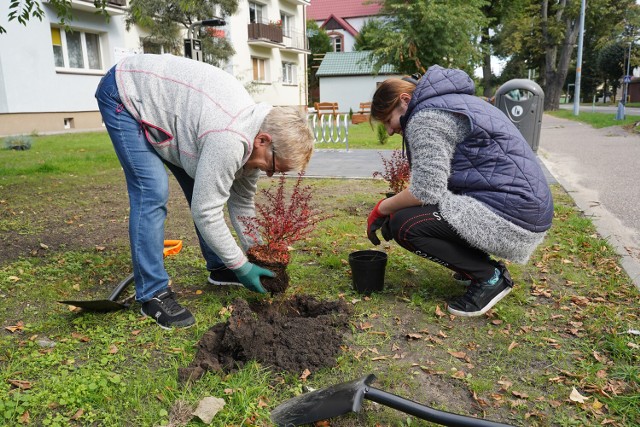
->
[[314, 102, 339, 118], [351, 102, 371, 124]]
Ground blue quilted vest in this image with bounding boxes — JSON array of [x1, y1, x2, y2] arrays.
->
[[400, 65, 553, 233]]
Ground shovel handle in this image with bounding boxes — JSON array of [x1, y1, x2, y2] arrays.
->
[[364, 387, 514, 427], [107, 273, 135, 301]]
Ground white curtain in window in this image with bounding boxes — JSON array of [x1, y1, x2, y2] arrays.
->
[[66, 31, 84, 68], [85, 33, 101, 70]]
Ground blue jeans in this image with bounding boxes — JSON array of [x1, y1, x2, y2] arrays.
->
[[95, 66, 224, 302]]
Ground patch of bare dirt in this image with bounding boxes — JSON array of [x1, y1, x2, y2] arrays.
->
[[178, 295, 353, 382], [0, 177, 199, 265]]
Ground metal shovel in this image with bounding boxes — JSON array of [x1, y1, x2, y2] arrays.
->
[[58, 240, 183, 313], [271, 374, 514, 427], [59, 273, 134, 312]]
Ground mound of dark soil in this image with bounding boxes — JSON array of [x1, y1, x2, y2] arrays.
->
[[178, 295, 352, 383]]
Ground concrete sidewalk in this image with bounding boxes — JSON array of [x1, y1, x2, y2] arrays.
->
[[306, 148, 557, 184], [538, 114, 640, 290]]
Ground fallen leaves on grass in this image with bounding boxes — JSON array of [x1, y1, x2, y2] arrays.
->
[[372, 356, 389, 361], [451, 369, 466, 379], [498, 380, 512, 391], [512, 390, 529, 399], [569, 387, 589, 403], [70, 409, 84, 421], [357, 321, 372, 330], [71, 332, 90, 342], [5, 321, 24, 333], [8, 379, 32, 390], [300, 369, 311, 381], [447, 350, 467, 360]]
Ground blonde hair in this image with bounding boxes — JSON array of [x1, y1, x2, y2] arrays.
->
[[262, 106, 314, 171], [370, 78, 418, 123]]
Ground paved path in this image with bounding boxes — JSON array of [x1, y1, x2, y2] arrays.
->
[[305, 116, 640, 290], [538, 114, 640, 289], [306, 148, 556, 184]]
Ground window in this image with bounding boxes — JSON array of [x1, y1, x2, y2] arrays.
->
[[51, 27, 64, 67], [329, 32, 343, 52], [51, 26, 102, 71], [249, 2, 264, 24], [280, 13, 292, 37], [282, 62, 296, 84], [252, 57, 267, 82]]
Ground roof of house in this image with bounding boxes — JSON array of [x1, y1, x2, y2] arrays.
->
[[316, 51, 396, 77], [307, 0, 382, 21], [323, 14, 359, 37]]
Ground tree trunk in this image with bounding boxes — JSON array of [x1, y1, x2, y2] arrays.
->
[[541, 0, 581, 111]]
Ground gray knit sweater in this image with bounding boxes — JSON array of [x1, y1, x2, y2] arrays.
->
[[406, 109, 546, 263], [115, 54, 272, 270]]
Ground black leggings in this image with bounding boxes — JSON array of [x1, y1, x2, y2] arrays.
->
[[388, 205, 496, 282]]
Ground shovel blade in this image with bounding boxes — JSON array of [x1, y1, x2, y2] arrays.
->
[[59, 299, 127, 312], [270, 374, 375, 426]]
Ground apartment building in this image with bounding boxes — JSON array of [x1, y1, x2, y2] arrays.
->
[[0, 0, 310, 136]]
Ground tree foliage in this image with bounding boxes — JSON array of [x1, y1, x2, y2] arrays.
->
[[353, 19, 386, 52], [363, 0, 487, 76], [495, 0, 636, 110], [2, 0, 110, 33], [126, 0, 237, 66], [306, 20, 331, 105]]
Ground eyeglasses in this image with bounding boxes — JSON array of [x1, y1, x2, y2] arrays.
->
[[267, 148, 277, 176]]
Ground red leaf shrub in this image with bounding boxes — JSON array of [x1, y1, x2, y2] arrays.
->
[[373, 149, 410, 194], [241, 172, 323, 265]]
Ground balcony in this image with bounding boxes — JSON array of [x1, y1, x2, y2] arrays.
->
[[282, 29, 309, 53], [248, 22, 284, 48], [281, 0, 311, 5], [52, 0, 126, 15]]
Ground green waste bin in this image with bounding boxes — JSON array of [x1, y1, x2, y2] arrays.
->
[[494, 79, 544, 152]]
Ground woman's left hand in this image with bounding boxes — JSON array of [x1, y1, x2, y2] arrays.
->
[[367, 199, 389, 245]]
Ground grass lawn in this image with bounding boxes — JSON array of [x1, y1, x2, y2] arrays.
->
[[0, 131, 638, 426], [546, 109, 640, 129]]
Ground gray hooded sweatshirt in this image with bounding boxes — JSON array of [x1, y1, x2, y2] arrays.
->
[[115, 54, 272, 270]]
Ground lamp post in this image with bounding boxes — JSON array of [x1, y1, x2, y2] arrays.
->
[[184, 17, 226, 61], [573, 0, 586, 116]]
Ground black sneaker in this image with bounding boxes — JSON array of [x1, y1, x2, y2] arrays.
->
[[140, 288, 195, 329], [447, 263, 513, 317], [208, 267, 241, 286]]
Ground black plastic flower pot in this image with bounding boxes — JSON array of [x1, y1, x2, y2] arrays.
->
[[348, 250, 387, 294]]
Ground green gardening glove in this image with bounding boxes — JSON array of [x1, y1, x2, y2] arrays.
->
[[233, 262, 275, 294]]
